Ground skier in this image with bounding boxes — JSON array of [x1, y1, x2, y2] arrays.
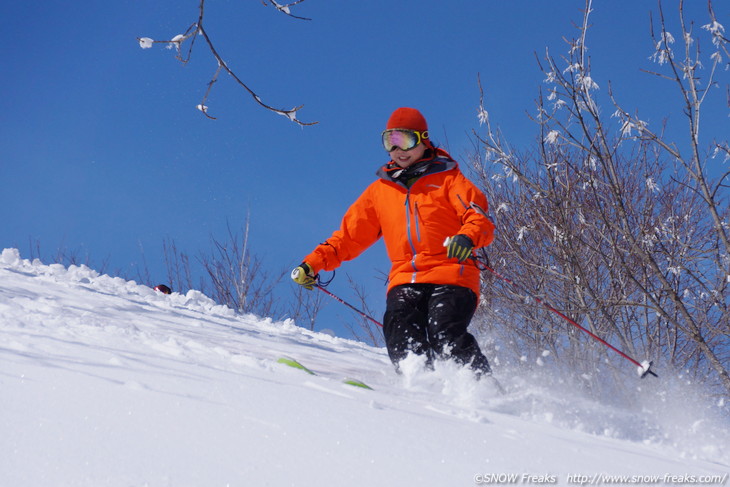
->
[[291, 107, 496, 378]]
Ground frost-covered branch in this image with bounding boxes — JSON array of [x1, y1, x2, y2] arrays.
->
[[137, 0, 317, 125], [473, 0, 730, 396], [261, 0, 312, 21], [474, 74, 517, 166]]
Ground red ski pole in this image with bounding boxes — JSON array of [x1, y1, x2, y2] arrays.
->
[[315, 285, 383, 328], [478, 258, 657, 378], [443, 222, 656, 379]]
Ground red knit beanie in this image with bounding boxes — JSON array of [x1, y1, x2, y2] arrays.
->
[[386, 107, 428, 133]]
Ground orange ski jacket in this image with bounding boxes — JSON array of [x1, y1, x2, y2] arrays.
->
[[304, 150, 495, 296]]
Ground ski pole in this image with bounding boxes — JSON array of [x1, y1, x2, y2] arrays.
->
[[444, 229, 656, 379], [315, 285, 384, 328], [477, 257, 657, 378]]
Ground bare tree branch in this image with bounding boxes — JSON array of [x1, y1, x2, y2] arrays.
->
[[473, 0, 730, 396], [261, 0, 312, 21], [137, 0, 317, 125]]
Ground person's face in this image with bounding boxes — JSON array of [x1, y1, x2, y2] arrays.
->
[[390, 143, 427, 168]]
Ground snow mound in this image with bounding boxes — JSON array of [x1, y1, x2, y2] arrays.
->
[[1, 248, 728, 486]]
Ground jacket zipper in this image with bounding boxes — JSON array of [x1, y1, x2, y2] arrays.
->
[[404, 192, 419, 280], [413, 202, 422, 241]]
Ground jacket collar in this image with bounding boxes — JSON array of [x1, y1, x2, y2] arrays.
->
[[376, 148, 457, 186]]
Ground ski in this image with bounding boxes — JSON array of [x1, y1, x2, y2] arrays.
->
[[277, 357, 373, 390], [342, 378, 374, 390], [277, 357, 315, 375]]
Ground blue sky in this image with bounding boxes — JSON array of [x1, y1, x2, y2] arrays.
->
[[2, 1, 727, 339]]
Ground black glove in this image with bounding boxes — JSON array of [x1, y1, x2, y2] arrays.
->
[[445, 235, 474, 263], [291, 263, 317, 290]]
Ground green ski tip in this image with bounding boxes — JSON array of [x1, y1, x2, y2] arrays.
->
[[277, 357, 372, 389], [277, 357, 316, 375], [343, 378, 373, 390]]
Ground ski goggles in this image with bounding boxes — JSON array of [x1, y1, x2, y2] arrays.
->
[[381, 129, 428, 152]]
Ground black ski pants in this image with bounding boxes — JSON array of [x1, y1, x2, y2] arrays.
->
[[382, 283, 491, 375]]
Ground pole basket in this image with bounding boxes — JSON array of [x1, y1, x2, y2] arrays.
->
[[638, 360, 658, 379]]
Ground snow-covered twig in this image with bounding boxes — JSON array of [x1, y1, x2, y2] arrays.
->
[[137, 0, 316, 125], [262, 0, 312, 21]]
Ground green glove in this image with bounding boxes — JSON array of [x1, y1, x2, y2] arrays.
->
[[445, 234, 474, 263], [291, 263, 317, 290]]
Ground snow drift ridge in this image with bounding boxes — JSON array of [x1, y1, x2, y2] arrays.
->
[[1, 248, 728, 486]]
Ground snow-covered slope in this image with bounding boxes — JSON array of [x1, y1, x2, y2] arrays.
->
[[1, 248, 728, 487]]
